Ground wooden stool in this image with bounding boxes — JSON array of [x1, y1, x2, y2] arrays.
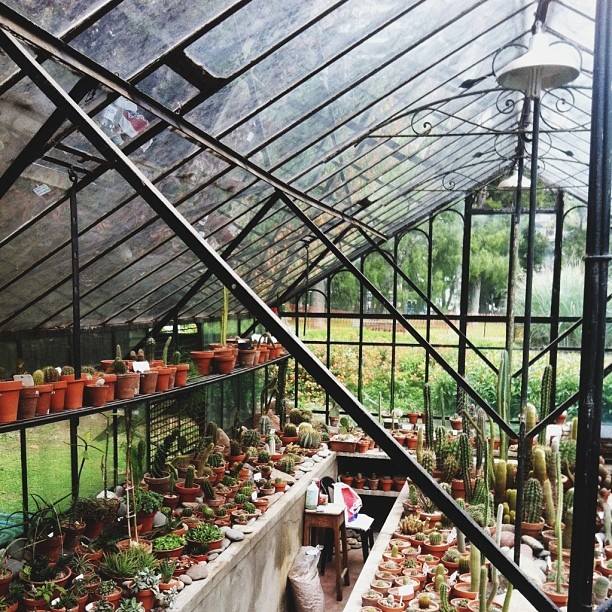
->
[[304, 505, 350, 601]]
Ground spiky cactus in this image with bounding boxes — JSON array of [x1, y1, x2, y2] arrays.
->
[[470, 544, 480, 593], [423, 383, 434, 449], [113, 344, 127, 375], [443, 453, 459, 482], [207, 452, 223, 468], [202, 480, 215, 500], [593, 575, 610, 605], [522, 478, 543, 523], [532, 447, 547, 484], [523, 403, 537, 432], [259, 415, 271, 436], [32, 369, 44, 385], [278, 456, 295, 474], [552, 439, 564, 594], [283, 423, 298, 437], [428, 531, 442, 546], [416, 427, 424, 464], [439, 583, 453, 612], [184, 465, 195, 488], [241, 428, 260, 448], [421, 449, 436, 475], [145, 337, 156, 362], [42, 366, 60, 383], [542, 479, 556, 527], [494, 459, 507, 505], [458, 433, 472, 501], [173, 351, 182, 365], [538, 365, 553, 445], [475, 409, 486, 471], [458, 555, 470, 574]]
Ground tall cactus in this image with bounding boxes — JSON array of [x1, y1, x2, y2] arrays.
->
[[538, 365, 553, 445], [458, 433, 472, 501], [470, 544, 480, 593], [497, 350, 510, 460], [487, 504, 504, 610], [476, 409, 486, 471], [494, 459, 507, 505], [145, 337, 156, 363], [424, 383, 434, 449], [416, 427, 424, 464], [552, 439, 564, 594], [522, 478, 543, 523]]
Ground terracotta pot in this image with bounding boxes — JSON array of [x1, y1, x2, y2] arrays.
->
[[85, 384, 108, 407], [368, 478, 380, 491], [452, 582, 478, 600], [18, 387, 39, 419], [0, 570, 12, 596], [238, 349, 257, 367], [50, 380, 67, 412], [451, 598, 472, 612], [99, 587, 122, 607], [156, 367, 172, 391], [154, 544, 184, 559], [357, 440, 370, 453], [542, 583, 568, 606], [452, 478, 466, 500], [34, 534, 65, 563], [521, 520, 544, 538], [99, 360, 114, 373], [380, 478, 393, 492], [175, 482, 202, 504], [100, 374, 115, 402], [116, 374, 135, 400], [175, 363, 189, 386], [65, 377, 87, 409], [34, 383, 53, 415], [137, 511, 156, 534], [353, 478, 366, 489], [61, 374, 75, 382], [164, 493, 179, 509], [143, 473, 170, 493], [76, 593, 88, 612], [213, 351, 234, 375], [167, 365, 177, 389], [83, 520, 104, 541], [406, 435, 418, 450], [393, 478, 407, 491], [340, 475, 354, 486], [258, 346, 270, 363], [274, 482, 287, 493], [407, 413, 419, 425], [140, 370, 159, 395], [62, 520, 86, 549], [190, 351, 214, 375], [450, 418, 463, 431]]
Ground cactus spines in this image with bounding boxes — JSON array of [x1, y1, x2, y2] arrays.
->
[[184, 465, 195, 489], [434, 426, 447, 469], [506, 488, 517, 512], [416, 427, 424, 464], [532, 447, 547, 484], [458, 554, 470, 574], [439, 583, 452, 612], [428, 531, 442, 546], [113, 344, 127, 375], [552, 439, 564, 594], [571, 416, 578, 440], [523, 403, 537, 433], [475, 409, 486, 471], [470, 544, 480, 593], [259, 415, 271, 436], [283, 423, 297, 437], [478, 564, 488, 612], [593, 575, 610, 605], [420, 449, 436, 475], [207, 452, 223, 468], [173, 351, 182, 365], [162, 336, 172, 365], [32, 369, 44, 386], [458, 433, 472, 501], [202, 479, 215, 500], [145, 337, 156, 362], [542, 479, 556, 528], [42, 366, 60, 383], [442, 454, 459, 482], [493, 459, 507, 505], [506, 461, 516, 489], [241, 428, 260, 448], [538, 365, 553, 445], [522, 478, 543, 524], [278, 456, 295, 474], [423, 383, 433, 449]]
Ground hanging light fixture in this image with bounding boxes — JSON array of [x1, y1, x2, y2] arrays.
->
[[496, 22, 580, 97], [497, 172, 531, 190]]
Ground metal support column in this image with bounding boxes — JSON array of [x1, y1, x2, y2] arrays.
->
[[358, 257, 365, 403], [390, 237, 398, 411], [520, 97, 541, 406], [425, 218, 434, 382], [457, 195, 473, 380], [569, 0, 612, 608], [3, 33, 554, 608], [325, 278, 331, 421], [548, 190, 564, 404]]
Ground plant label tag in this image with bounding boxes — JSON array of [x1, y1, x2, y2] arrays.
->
[[449, 571, 458, 585], [48, 531, 54, 538], [251, 492, 257, 502], [132, 361, 150, 373], [447, 527, 456, 543], [33, 183, 51, 196], [546, 555, 552, 571], [452, 430, 459, 436], [422, 562, 430, 575], [396, 584, 414, 597], [254, 472, 261, 481], [76, 573, 84, 581], [416, 545, 421, 554], [52, 599, 60, 606]]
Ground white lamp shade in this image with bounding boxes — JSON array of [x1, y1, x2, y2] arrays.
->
[[496, 30, 580, 96], [498, 172, 531, 190]]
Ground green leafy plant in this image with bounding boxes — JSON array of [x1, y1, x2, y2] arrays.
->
[[187, 523, 222, 544], [136, 489, 164, 515], [153, 534, 185, 552]]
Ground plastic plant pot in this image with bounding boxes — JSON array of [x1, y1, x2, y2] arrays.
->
[[64, 377, 87, 409], [50, 380, 67, 412], [34, 383, 53, 415], [18, 387, 39, 419]]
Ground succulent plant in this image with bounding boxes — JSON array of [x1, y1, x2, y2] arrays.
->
[[234, 493, 249, 505], [523, 403, 538, 433], [442, 453, 459, 482], [61, 365, 75, 376], [42, 366, 60, 383], [299, 429, 322, 449], [278, 456, 295, 474], [283, 423, 298, 437], [458, 555, 470, 574], [241, 429, 260, 448], [207, 452, 224, 468], [593, 575, 610, 605], [457, 432, 472, 501], [522, 477, 543, 524], [184, 465, 195, 489], [32, 369, 44, 385], [145, 337, 156, 362], [423, 383, 434, 449], [417, 593, 432, 609], [428, 531, 442, 546], [112, 345, 127, 375], [538, 365, 553, 445], [201, 480, 215, 501], [259, 415, 271, 435], [420, 449, 436, 474]]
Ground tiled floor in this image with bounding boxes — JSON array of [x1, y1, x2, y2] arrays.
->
[[320, 547, 365, 612]]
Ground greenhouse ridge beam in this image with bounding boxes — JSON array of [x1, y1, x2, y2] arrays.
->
[[0, 4, 385, 239], [0, 32, 557, 611], [278, 191, 515, 439]]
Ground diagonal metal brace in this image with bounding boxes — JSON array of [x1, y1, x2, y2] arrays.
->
[[278, 191, 515, 439], [0, 28, 555, 612]]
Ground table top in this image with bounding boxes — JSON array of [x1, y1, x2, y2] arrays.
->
[[305, 502, 345, 516]]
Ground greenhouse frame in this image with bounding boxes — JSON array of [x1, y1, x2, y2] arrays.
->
[[0, 0, 609, 611]]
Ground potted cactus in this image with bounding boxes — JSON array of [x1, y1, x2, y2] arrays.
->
[[172, 351, 190, 387], [113, 347, 137, 400], [135, 489, 164, 533], [17, 385, 39, 420], [31, 369, 53, 416], [61, 366, 87, 410], [137, 347, 159, 395], [84, 377, 108, 408], [521, 477, 545, 537], [175, 466, 202, 504]]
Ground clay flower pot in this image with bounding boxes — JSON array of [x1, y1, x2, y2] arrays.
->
[[393, 477, 407, 491], [175, 482, 202, 504], [407, 413, 419, 425], [156, 367, 172, 391], [0, 381, 28, 422], [452, 582, 477, 600], [65, 377, 87, 409], [144, 471, 170, 493], [34, 383, 54, 415], [357, 439, 370, 453], [380, 478, 393, 492], [85, 384, 108, 407], [353, 477, 366, 489], [99, 360, 114, 373], [368, 478, 380, 491], [175, 363, 189, 386], [140, 370, 159, 394], [450, 417, 463, 431], [191, 350, 214, 375], [166, 365, 177, 389], [258, 346, 270, 363], [102, 373, 117, 401], [18, 387, 39, 419], [50, 380, 67, 412], [137, 511, 156, 534], [521, 519, 544, 538], [238, 349, 257, 367], [213, 348, 235, 374], [542, 583, 568, 606], [116, 373, 136, 400], [340, 475, 354, 486], [406, 435, 418, 450]]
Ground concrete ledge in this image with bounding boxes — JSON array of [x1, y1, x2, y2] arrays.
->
[[343, 482, 409, 612], [174, 452, 337, 612]]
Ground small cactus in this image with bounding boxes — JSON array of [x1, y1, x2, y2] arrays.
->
[[207, 452, 224, 468], [458, 555, 470, 574], [532, 447, 547, 484], [428, 531, 442, 546], [241, 428, 260, 448], [112, 345, 127, 375], [283, 423, 298, 437], [162, 336, 172, 365], [145, 337, 156, 362], [32, 369, 44, 386], [443, 453, 460, 482], [494, 459, 507, 505], [259, 415, 272, 436], [61, 365, 75, 376], [593, 575, 610, 604], [184, 465, 195, 489], [173, 351, 182, 365], [42, 366, 60, 383], [538, 365, 553, 445], [420, 449, 436, 474], [202, 480, 215, 500], [522, 478, 543, 524]]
